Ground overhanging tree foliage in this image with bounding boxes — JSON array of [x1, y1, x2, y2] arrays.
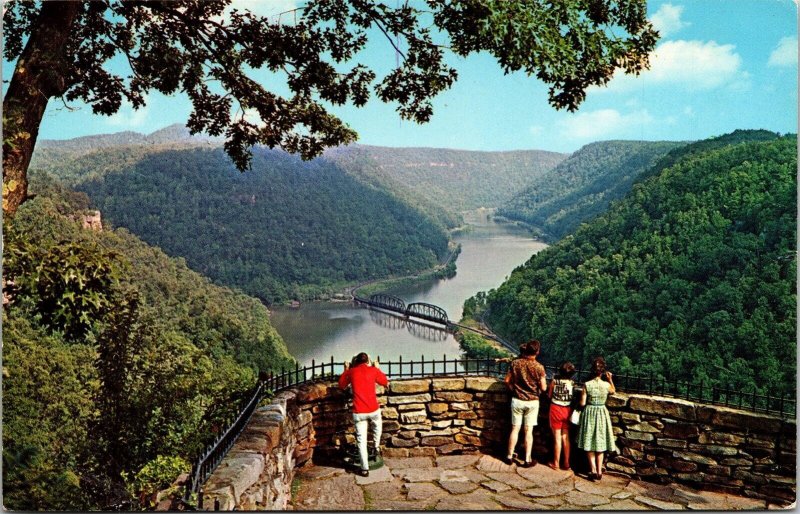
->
[[2, 0, 658, 216]]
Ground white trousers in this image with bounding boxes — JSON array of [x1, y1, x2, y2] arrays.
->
[[353, 409, 382, 470]]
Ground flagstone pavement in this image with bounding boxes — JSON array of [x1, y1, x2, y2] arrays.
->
[[291, 454, 787, 511]]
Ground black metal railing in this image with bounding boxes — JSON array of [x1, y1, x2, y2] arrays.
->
[[184, 354, 796, 506], [183, 381, 265, 508]]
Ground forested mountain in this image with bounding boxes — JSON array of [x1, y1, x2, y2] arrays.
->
[[32, 128, 567, 233], [3, 175, 295, 509], [326, 145, 567, 215], [635, 129, 782, 183], [498, 140, 685, 241], [470, 134, 796, 396], [33, 143, 451, 303]]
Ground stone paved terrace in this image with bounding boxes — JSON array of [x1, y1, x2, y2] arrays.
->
[[291, 454, 787, 511]]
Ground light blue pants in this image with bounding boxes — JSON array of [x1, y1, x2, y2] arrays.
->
[[353, 409, 382, 471]]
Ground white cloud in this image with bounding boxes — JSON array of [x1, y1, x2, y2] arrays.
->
[[242, 108, 266, 127], [529, 125, 544, 137], [592, 40, 748, 93], [768, 37, 798, 68], [556, 109, 654, 140], [650, 4, 690, 37], [639, 40, 743, 89], [106, 97, 150, 128]]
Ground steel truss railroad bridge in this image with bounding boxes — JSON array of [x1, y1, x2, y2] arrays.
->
[[353, 293, 512, 350]]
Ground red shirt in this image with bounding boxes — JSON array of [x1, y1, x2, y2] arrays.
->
[[338, 363, 389, 413]]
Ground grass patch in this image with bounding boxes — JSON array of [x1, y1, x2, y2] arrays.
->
[[363, 489, 375, 511], [457, 330, 512, 360], [290, 476, 302, 503]]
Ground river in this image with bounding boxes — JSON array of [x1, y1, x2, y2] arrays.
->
[[269, 210, 548, 366]]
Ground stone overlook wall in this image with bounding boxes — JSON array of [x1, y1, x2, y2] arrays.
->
[[201, 376, 796, 509]]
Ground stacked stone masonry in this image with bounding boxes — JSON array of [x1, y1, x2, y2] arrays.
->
[[201, 376, 796, 509]]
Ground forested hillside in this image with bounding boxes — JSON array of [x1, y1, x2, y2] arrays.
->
[[498, 140, 685, 241], [326, 145, 567, 215], [33, 143, 451, 303], [470, 135, 796, 396], [3, 175, 295, 509]]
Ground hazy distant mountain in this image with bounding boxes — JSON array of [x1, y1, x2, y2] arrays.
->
[[325, 145, 567, 216], [35, 123, 220, 153]]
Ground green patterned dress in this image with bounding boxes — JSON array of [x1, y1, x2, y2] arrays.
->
[[576, 379, 615, 452]]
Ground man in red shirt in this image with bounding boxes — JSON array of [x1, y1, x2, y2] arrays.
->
[[338, 352, 389, 477]]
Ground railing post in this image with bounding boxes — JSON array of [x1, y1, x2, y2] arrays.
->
[[399, 355, 403, 377], [331, 355, 334, 378]]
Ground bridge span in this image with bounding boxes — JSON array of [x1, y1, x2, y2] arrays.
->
[[352, 292, 514, 351]]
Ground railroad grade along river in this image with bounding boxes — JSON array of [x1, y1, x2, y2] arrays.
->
[[270, 210, 548, 368]]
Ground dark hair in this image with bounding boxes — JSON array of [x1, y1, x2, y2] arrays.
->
[[353, 352, 369, 365], [590, 357, 606, 377], [522, 339, 540, 356], [558, 361, 576, 379]]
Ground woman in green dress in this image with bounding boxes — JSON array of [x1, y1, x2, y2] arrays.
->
[[576, 357, 616, 480]]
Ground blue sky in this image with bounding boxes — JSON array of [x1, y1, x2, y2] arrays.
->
[[10, 0, 798, 153]]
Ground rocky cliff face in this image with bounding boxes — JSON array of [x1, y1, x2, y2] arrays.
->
[[80, 210, 102, 231]]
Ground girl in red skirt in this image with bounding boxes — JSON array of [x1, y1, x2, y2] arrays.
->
[[547, 362, 576, 470]]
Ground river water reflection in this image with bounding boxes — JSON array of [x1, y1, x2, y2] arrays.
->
[[269, 211, 547, 366]]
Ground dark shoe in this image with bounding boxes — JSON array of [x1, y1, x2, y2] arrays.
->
[[523, 460, 537, 468], [503, 456, 514, 466], [358, 469, 369, 477], [588, 472, 598, 481]]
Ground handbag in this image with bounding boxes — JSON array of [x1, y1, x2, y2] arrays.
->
[[570, 409, 582, 425]]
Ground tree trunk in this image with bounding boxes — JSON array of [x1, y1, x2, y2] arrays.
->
[[2, 1, 81, 217]]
